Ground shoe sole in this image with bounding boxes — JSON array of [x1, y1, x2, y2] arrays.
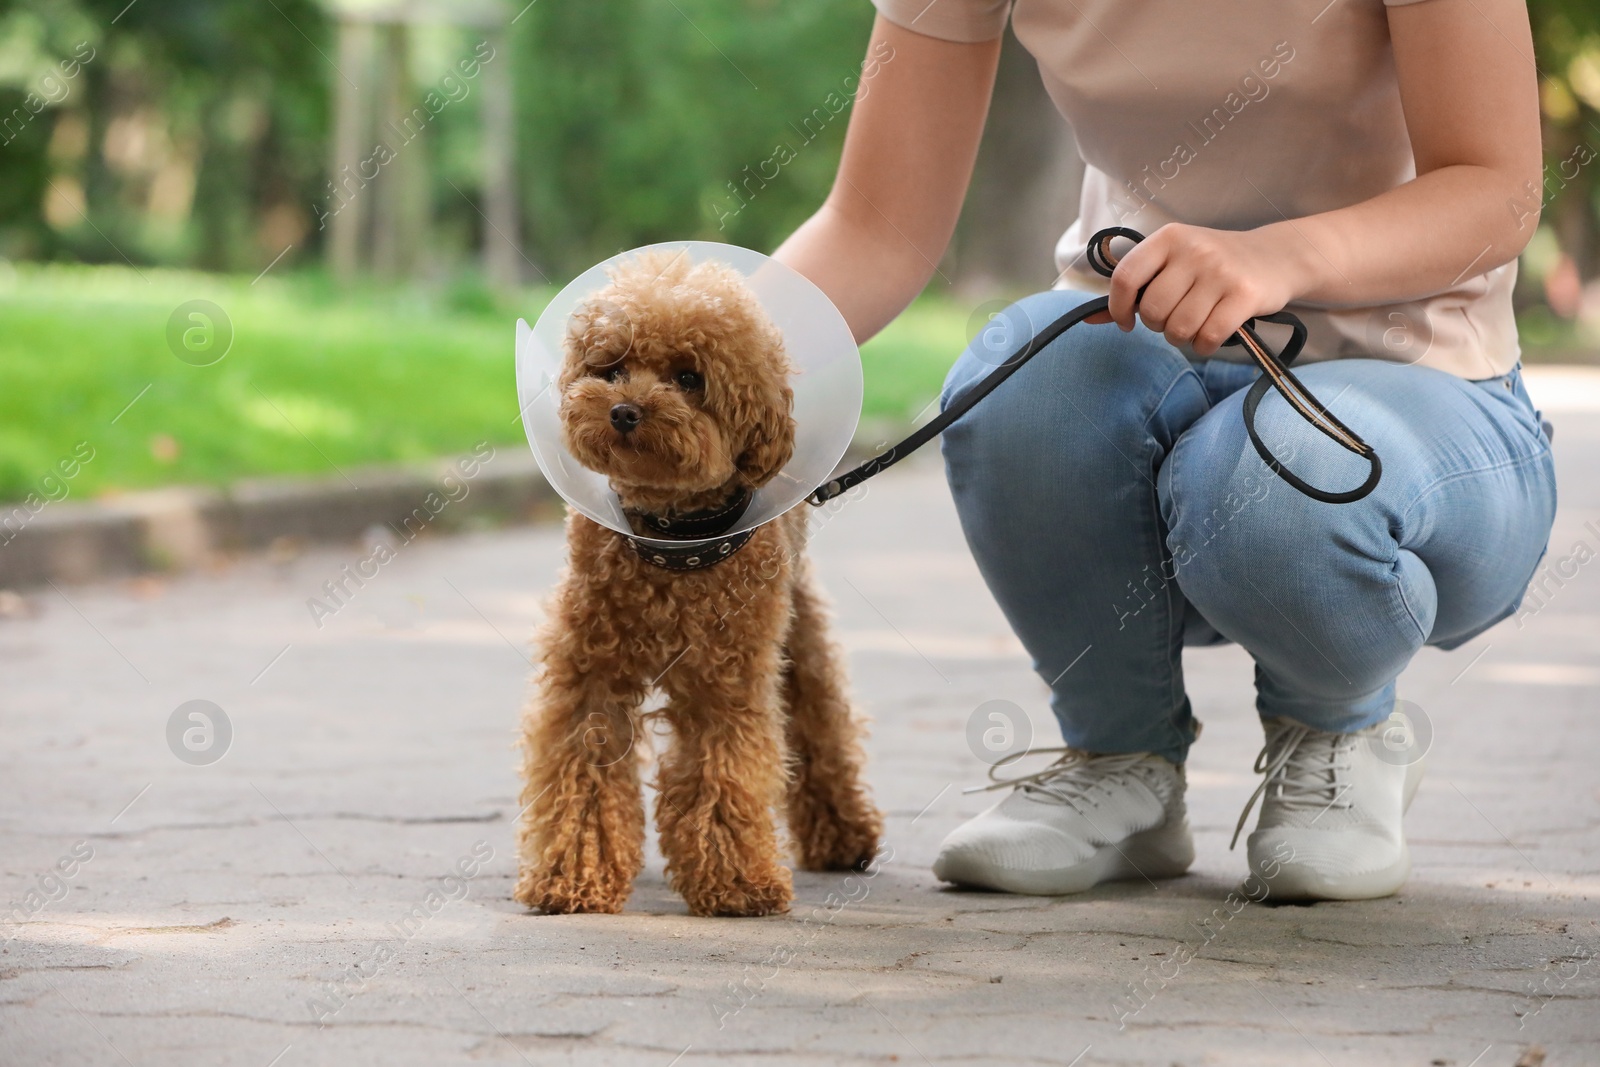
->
[[1252, 843, 1412, 902], [1248, 755, 1425, 903], [935, 816, 1195, 896]]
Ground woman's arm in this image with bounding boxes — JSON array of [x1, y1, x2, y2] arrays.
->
[[773, 16, 1002, 343], [1102, 0, 1544, 357]]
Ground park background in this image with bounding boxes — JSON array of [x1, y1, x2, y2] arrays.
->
[[1, 0, 1598, 505], [3, 7, 1600, 1062]]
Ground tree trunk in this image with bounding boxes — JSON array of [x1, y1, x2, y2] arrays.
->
[[482, 26, 524, 289]]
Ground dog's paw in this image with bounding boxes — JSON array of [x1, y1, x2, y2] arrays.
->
[[682, 869, 793, 918], [514, 868, 629, 915], [797, 837, 881, 873], [794, 806, 885, 873]]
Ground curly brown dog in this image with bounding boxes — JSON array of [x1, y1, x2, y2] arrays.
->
[[514, 250, 883, 918]]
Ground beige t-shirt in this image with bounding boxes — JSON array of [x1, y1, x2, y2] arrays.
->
[[871, 0, 1520, 379]]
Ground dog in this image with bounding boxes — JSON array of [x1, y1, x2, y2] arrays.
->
[[513, 250, 883, 917]]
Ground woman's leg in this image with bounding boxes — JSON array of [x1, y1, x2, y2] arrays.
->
[[1160, 360, 1556, 730], [940, 290, 1214, 766], [1159, 358, 1555, 899], [934, 291, 1220, 894]]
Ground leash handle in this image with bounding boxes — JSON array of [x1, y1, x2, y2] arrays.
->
[[809, 228, 1382, 506], [1088, 230, 1381, 502]]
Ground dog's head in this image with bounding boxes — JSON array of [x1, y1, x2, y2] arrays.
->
[[557, 250, 796, 512]]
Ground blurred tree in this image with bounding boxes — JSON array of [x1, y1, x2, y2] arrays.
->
[[0, 0, 102, 260], [0, 0, 1595, 307], [509, 0, 875, 277], [1529, 0, 1600, 287], [0, 0, 329, 270], [954, 29, 1083, 294]]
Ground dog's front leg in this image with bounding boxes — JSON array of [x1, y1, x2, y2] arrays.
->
[[656, 651, 793, 918], [514, 621, 647, 915]]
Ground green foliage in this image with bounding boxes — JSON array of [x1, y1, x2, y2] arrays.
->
[[2, 0, 1596, 288], [1532, 0, 1600, 57], [0, 262, 962, 502], [1527, 0, 1600, 283], [0, 0, 329, 269], [510, 0, 874, 276], [0, 0, 878, 278], [0, 263, 513, 501]]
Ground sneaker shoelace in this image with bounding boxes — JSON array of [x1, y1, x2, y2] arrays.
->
[[965, 747, 1155, 811], [1230, 722, 1357, 850]]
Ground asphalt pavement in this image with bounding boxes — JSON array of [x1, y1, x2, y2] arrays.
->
[[2, 367, 1598, 1066]]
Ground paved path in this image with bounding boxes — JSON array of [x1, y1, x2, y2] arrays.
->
[[3, 370, 1599, 1066]]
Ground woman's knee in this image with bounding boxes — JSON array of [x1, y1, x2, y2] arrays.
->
[[1159, 408, 1287, 581], [1160, 403, 1433, 695], [940, 290, 1200, 472], [1159, 372, 1400, 583]]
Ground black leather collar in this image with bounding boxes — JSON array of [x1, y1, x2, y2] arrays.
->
[[624, 488, 754, 572]]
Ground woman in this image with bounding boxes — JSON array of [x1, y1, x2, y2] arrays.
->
[[774, 0, 1556, 900]]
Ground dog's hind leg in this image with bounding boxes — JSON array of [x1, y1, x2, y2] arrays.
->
[[655, 650, 794, 918], [514, 617, 648, 915], [781, 566, 884, 871]]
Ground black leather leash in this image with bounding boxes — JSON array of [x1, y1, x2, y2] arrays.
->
[[808, 227, 1382, 507]]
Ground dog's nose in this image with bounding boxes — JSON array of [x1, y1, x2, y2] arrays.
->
[[610, 402, 643, 434]]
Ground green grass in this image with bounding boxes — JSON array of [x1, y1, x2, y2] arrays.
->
[[857, 297, 972, 424], [0, 264, 969, 503], [9, 260, 1594, 505]]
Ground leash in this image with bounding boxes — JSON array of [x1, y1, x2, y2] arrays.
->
[[808, 227, 1382, 507]]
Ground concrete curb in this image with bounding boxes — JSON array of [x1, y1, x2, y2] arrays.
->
[[0, 424, 914, 590], [0, 449, 560, 589]]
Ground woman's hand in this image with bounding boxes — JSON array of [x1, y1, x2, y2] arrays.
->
[[1086, 223, 1308, 357], [1086, 0, 1542, 356]]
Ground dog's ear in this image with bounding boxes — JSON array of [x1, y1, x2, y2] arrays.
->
[[736, 382, 796, 489]]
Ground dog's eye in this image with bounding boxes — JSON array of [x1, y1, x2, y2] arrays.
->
[[599, 364, 626, 383], [674, 370, 703, 391]]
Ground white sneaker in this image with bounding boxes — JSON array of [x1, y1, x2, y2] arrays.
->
[[932, 749, 1194, 895], [1234, 716, 1424, 901]]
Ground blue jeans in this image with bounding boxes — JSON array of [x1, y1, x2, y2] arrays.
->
[[940, 290, 1557, 765]]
